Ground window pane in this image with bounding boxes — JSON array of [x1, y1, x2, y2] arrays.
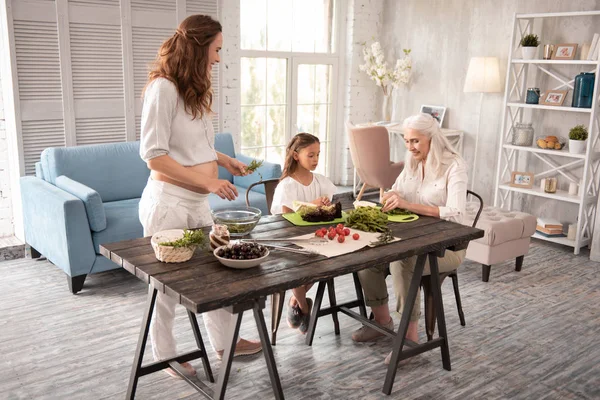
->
[[243, 147, 266, 161], [241, 105, 266, 148], [241, 0, 267, 50], [241, 58, 266, 106], [314, 64, 331, 104], [266, 146, 285, 168], [266, 58, 287, 105], [267, 106, 286, 147], [296, 104, 315, 134], [314, 104, 329, 141], [297, 64, 315, 105], [292, 0, 334, 53], [267, 0, 292, 51]]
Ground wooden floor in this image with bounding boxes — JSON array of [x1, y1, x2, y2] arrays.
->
[[0, 240, 599, 399]]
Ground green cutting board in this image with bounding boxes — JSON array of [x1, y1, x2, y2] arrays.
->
[[375, 206, 419, 223], [282, 211, 348, 226]]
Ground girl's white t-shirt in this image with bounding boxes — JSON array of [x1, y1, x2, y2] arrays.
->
[[270, 173, 337, 215]]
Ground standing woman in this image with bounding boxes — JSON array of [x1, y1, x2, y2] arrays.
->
[[139, 15, 261, 377]]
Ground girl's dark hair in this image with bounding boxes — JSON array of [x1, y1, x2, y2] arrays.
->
[[143, 14, 222, 119], [280, 133, 320, 180]]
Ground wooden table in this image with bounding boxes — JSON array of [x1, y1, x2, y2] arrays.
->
[[100, 214, 483, 399]]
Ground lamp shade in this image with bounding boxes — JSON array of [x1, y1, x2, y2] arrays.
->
[[463, 57, 502, 93]]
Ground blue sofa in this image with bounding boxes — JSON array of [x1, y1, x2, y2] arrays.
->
[[20, 133, 282, 294]]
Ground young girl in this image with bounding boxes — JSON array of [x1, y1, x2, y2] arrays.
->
[[271, 133, 337, 333], [139, 14, 261, 378]]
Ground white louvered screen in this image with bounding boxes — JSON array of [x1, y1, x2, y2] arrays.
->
[[13, 20, 62, 101], [70, 22, 124, 100], [9, 0, 220, 175], [75, 117, 126, 145], [135, 115, 141, 140], [21, 120, 66, 175], [131, 0, 176, 12], [132, 27, 174, 98]]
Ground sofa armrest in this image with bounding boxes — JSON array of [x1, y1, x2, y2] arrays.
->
[[233, 154, 282, 193], [20, 176, 96, 277], [55, 175, 107, 232]]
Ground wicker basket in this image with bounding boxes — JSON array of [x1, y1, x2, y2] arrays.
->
[[151, 229, 196, 263]]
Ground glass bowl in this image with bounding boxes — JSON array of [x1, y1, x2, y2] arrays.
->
[[211, 206, 262, 237], [535, 135, 566, 150]]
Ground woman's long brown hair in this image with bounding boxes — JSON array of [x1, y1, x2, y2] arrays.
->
[[143, 14, 222, 119], [280, 133, 320, 180]]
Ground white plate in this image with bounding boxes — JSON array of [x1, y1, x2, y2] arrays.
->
[[150, 229, 185, 247], [213, 244, 270, 269]]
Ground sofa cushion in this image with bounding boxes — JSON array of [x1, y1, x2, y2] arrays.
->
[[41, 141, 150, 202], [92, 198, 143, 254], [215, 133, 235, 183], [208, 186, 269, 216], [55, 175, 107, 232], [464, 203, 536, 246], [233, 154, 282, 193]]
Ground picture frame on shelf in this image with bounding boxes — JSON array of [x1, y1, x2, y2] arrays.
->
[[419, 105, 446, 126], [551, 43, 578, 60], [539, 90, 568, 106], [510, 171, 534, 189]]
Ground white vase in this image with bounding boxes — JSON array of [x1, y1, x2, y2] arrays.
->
[[521, 46, 537, 60], [382, 94, 392, 122], [569, 139, 587, 154]]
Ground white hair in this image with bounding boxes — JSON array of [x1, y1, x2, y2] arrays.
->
[[403, 113, 461, 177]]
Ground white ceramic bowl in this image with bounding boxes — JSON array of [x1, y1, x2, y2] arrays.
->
[[213, 244, 270, 269]]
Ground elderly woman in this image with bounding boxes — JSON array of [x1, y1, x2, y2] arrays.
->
[[352, 113, 468, 364]]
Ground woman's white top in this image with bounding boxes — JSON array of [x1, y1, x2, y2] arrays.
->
[[139, 77, 217, 166], [270, 173, 337, 215], [391, 153, 468, 224]]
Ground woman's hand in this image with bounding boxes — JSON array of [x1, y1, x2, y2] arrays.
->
[[206, 179, 239, 200], [311, 196, 330, 206], [226, 158, 249, 177], [381, 191, 409, 212]]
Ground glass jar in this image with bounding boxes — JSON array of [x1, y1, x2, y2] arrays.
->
[[526, 88, 540, 104], [511, 122, 534, 146], [544, 177, 558, 193]]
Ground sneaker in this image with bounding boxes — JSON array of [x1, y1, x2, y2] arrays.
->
[[298, 298, 314, 334], [216, 338, 262, 361], [164, 362, 196, 379], [351, 318, 394, 342], [286, 301, 303, 329]]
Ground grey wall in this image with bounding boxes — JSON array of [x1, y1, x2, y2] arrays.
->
[[382, 0, 600, 207]]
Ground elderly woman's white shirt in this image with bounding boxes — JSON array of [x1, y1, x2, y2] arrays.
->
[[391, 153, 468, 225]]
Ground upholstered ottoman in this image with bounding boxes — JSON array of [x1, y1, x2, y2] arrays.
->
[[464, 203, 537, 282]]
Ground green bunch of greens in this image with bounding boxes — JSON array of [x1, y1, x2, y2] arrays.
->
[[159, 229, 206, 248], [569, 124, 588, 141], [385, 208, 412, 216], [369, 229, 395, 246], [246, 159, 264, 173], [345, 207, 389, 232]]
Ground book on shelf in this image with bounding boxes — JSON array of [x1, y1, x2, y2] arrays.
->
[[535, 230, 566, 238], [537, 217, 563, 229], [536, 225, 564, 235]]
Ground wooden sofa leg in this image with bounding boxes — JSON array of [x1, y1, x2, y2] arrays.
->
[[68, 274, 87, 294], [515, 255, 524, 272], [482, 265, 491, 282], [27, 245, 42, 259]]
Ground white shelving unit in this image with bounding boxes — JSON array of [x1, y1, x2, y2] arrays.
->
[[494, 10, 600, 255]]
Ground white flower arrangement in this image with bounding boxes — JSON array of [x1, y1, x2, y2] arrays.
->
[[359, 41, 412, 96]]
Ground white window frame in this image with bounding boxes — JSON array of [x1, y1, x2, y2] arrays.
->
[[239, 0, 344, 180]]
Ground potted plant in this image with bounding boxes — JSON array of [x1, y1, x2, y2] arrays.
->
[[520, 34, 540, 60], [568, 124, 588, 154]]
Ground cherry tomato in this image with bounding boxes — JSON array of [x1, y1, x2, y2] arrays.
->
[[315, 231, 324, 238], [337, 235, 345, 243], [328, 232, 336, 240], [336, 227, 344, 235], [343, 228, 350, 236], [352, 233, 360, 240], [320, 228, 328, 235], [336, 223, 344, 230]]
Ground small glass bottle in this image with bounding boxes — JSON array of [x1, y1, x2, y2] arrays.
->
[[544, 177, 558, 193], [526, 88, 541, 104], [210, 224, 230, 250]]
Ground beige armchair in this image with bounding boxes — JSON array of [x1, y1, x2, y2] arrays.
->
[[346, 123, 404, 200]]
